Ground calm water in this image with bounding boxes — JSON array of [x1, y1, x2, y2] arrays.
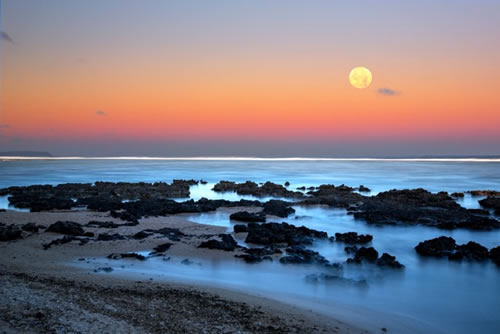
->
[[1, 159, 500, 334]]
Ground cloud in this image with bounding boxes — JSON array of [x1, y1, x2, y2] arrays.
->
[[96, 110, 107, 116], [377, 88, 400, 96], [0, 124, 10, 129], [1, 31, 15, 44]]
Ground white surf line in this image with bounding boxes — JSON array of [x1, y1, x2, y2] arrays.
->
[[1, 156, 500, 162]]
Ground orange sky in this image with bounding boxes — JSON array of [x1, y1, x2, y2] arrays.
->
[[1, 1, 500, 156]]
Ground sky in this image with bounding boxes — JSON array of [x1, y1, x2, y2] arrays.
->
[[1, 0, 500, 157]]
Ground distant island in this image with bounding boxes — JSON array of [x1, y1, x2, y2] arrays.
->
[[0, 151, 53, 157]]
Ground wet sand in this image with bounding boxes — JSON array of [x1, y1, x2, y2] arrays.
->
[[0, 209, 368, 334]]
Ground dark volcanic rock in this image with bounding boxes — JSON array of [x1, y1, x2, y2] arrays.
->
[[334, 232, 373, 244], [415, 236, 456, 257], [353, 247, 379, 262], [43, 236, 89, 249], [358, 185, 371, 192], [479, 196, 500, 212], [243, 246, 282, 256], [469, 190, 500, 197], [451, 192, 465, 198], [86, 221, 123, 228], [132, 231, 152, 240], [46, 221, 86, 236], [229, 211, 266, 223], [107, 253, 146, 261], [97, 233, 127, 241], [21, 222, 40, 233], [0, 224, 22, 241], [352, 189, 499, 230], [153, 243, 173, 253], [490, 246, 500, 265], [262, 200, 295, 218], [344, 245, 359, 254], [376, 253, 404, 268], [245, 222, 327, 246], [212, 180, 304, 199], [198, 234, 238, 251], [233, 224, 249, 233], [234, 254, 272, 264], [280, 246, 328, 265], [453, 242, 489, 261]]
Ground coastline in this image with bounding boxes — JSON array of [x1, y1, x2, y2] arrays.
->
[[0, 209, 369, 334]]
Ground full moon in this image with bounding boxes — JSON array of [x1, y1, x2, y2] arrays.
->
[[349, 66, 372, 89]]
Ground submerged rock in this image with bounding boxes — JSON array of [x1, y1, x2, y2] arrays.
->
[[107, 253, 146, 261], [229, 211, 266, 223], [351, 247, 379, 263], [280, 246, 328, 265], [376, 253, 404, 268]]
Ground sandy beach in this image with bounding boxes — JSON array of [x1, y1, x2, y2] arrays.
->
[[0, 209, 368, 334]]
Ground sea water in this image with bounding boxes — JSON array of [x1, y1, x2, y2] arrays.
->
[[1, 158, 499, 333]]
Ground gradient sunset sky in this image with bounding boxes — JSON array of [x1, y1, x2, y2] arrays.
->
[[1, 0, 499, 157]]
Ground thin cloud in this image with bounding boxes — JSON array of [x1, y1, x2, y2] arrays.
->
[[1, 31, 15, 44], [96, 110, 107, 116], [377, 88, 400, 96], [0, 124, 10, 129]]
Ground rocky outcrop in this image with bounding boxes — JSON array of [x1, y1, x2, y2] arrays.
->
[[490, 246, 500, 265], [479, 196, 500, 215], [0, 224, 22, 241], [198, 234, 238, 251], [46, 221, 86, 236], [347, 247, 379, 263], [416, 236, 493, 262], [107, 253, 146, 261], [334, 232, 373, 244], [279, 246, 328, 265], [212, 181, 304, 199], [229, 211, 266, 222], [376, 253, 404, 268], [245, 222, 327, 247], [261, 200, 295, 218], [233, 224, 249, 233]]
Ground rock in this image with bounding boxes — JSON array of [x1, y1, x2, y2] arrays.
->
[[376, 253, 404, 268], [479, 196, 500, 212], [334, 232, 373, 244], [358, 185, 371, 192], [181, 259, 194, 265], [262, 200, 295, 218], [21, 222, 40, 233], [353, 247, 379, 262], [86, 221, 123, 228], [229, 211, 266, 223], [243, 246, 282, 256], [132, 231, 151, 240], [198, 234, 238, 251], [235, 254, 265, 263], [279, 246, 328, 265], [94, 267, 113, 273], [344, 245, 359, 254], [153, 243, 173, 253], [305, 273, 367, 286], [107, 253, 146, 260], [451, 192, 465, 198], [143, 227, 185, 241], [97, 233, 127, 241], [212, 180, 304, 199], [43, 235, 89, 249], [234, 224, 249, 233], [0, 224, 22, 241], [489, 246, 500, 265], [453, 242, 489, 261], [469, 190, 500, 197], [415, 236, 456, 257], [46, 221, 86, 236], [284, 181, 290, 187], [245, 222, 327, 246]]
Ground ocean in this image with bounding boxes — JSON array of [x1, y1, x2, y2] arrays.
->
[[1, 158, 499, 334]]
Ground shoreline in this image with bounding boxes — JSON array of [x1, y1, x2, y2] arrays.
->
[[0, 209, 370, 334]]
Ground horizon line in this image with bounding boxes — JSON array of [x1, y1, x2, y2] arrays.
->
[[1, 156, 500, 162]]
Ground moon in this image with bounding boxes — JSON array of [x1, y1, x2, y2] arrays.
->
[[349, 66, 372, 89]]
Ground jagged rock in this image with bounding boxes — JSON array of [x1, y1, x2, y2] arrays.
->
[[212, 180, 304, 199], [46, 221, 86, 236], [376, 253, 404, 268], [353, 247, 379, 262], [245, 222, 327, 246], [198, 234, 238, 251], [490, 246, 500, 265], [229, 211, 266, 223], [132, 231, 151, 240], [153, 243, 173, 253], [107, 253, 146, 260], [21, 222, 40, 233], [358, 185, 371, 192], [334, 232, 373, 244], [233, 224, 249, 233], [452, 242, 489, 261], [97, 233, 127, 241], [243, 246, 282, 256], [451, 192, 465, 198], [415, 236, 456, 257], [0, 224, 22, 241], [234, 254, 272, 263], [86, 221, 123, 228], [280, 246, 328, 265], [344, 246, 359, 254], [262, 200, 295, 218], [479, 196, 500, 213], [43, 236, 89, 249]]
